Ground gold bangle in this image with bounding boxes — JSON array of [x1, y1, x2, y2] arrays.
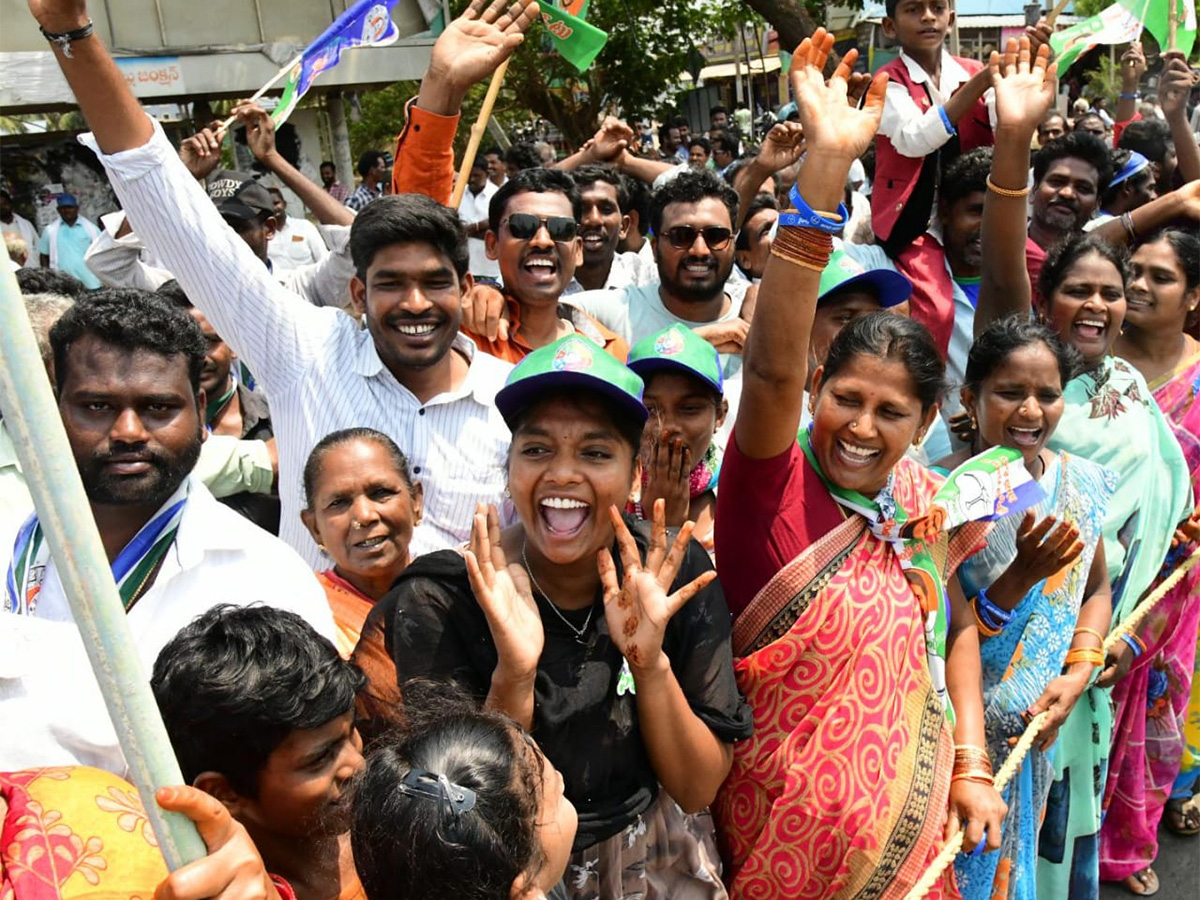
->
[[1072, 626, 1105, 645], [986, 174, 1031, 198], [770, 247, 828, 272], [951, 771, 996, 785]]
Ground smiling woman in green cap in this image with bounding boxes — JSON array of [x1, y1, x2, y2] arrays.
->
[[372, 334, 752, 900], [626, 324, 727, 556]]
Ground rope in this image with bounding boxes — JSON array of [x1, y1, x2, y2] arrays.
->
[[901, 543, 1200, 900]]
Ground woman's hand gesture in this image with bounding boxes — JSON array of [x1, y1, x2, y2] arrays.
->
[[990, 36, 1057, 136], [947, 778, 1007, 855], [640, 430, 692, 527], [464, 503, 543, 678], [788, 30, 887, 162], [598, 501, 715, 672], [1013, 511, 1085, 586]]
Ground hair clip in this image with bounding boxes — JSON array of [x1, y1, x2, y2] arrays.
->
[[396, 768, 477, 836]]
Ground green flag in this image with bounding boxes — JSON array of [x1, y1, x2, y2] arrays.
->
[[1050, 0, 1195, 73], [537, 0, 608, 72]]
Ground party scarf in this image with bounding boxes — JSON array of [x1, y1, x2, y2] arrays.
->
[[5, 486, 189, 616], [205, 380, 238, 429], [798, 431, 1043, 720]]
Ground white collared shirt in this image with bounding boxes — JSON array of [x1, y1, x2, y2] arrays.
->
[[80, 120, 514, 566], [0, 477, 335, 774], [458, 180, 500, 280], [879, 49, 996, 159]]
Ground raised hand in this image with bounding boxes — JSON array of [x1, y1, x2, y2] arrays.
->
[[426, 0, 539, 98], [598, 502, 715, 671], [154, 786, 280, 900], [639, 429, 691, 527], [590, 117, 634, 163], [1119, 40, 1147, 90], [990, 36, 1057, 135], [1024, 17, 1054, 54], [1013, 511, 1085, 585], [464, 503, 544, 677], [1158, 51, 1195, 121], [789, 29, 887, 162], [232, 102, 279, 163], [179, 127, 223, 181], [753, 122, 806, 174]]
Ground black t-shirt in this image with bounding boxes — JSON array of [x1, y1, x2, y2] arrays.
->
[[377, 526, 753, 850]]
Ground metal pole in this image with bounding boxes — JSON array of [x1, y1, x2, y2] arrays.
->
[[0, 268, 206, 870]]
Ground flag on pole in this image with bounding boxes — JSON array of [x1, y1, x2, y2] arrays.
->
[[1050, 0, 1196, 72], [536, 0, 608, 72], [272, 0, 403, 124]]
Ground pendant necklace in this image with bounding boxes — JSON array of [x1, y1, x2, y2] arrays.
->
[[521, 541, 594, 645]]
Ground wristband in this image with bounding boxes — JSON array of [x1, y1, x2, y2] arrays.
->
[[1119, 92, 1141, 100], [785, 183, 848, 234], [937, 105, 957, 137], [40, 20, 95, 59]]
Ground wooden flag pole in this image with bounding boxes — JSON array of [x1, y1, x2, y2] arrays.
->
[[1168, 0, 1178, 49], [450, 58, 511, 210], [0, 268, 206, 869], [1045, 0, 1072, 27]]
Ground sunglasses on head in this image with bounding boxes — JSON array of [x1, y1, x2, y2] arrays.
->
[[663, 225, 734, 251], [503, 213, 578, 242]]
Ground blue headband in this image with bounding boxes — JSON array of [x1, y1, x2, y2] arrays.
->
[[1108, 151, 1151, 190]]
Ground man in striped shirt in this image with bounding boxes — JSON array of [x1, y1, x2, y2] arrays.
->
[[39, 0, 540, 566]]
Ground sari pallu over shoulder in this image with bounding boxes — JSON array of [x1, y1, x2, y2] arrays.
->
[[714, 456, 988, 900]]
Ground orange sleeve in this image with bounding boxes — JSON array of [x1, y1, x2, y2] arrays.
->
[[391, 98, 461, 204]]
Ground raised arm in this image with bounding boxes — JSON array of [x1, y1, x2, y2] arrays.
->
[[1159, 51, 1200, 185], [1113, 41, 1146, 129], [734, 122, 805, 229], [391, 0, 539, 202], [975, 37, 1057, 335], [234, 103, 354, 226], [735, 31, 887, 460], [1089, 179, 1200, 249]]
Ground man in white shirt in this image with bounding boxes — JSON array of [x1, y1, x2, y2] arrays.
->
[[0, 189, 40, 267], [458, 158, 501, 282], [0, 289, 334, 773], [266, 186, 329, 271], [570, 169, 749, 378], [43, 13, 513, 565]]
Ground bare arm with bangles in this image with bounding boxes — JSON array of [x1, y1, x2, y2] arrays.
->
[[974, 37, 1058, 336], [734, 30, 882, 461]]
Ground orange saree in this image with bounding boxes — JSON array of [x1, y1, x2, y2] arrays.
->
[[713, 460, 985, 900]]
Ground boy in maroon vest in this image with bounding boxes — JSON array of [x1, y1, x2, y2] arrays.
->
[[872, 0, 995, 355]]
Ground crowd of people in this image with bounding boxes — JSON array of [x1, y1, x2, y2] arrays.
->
[[2, 0, 1200, 899]]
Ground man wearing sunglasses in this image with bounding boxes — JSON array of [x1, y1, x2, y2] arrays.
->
[[569, 170, 749, 380], [460, 167, 627, 363]]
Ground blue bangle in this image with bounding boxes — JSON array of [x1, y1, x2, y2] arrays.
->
[[975, 587, 1013, 631], [1119, 92, 1141, 100], [937, 104, 957, 136], [1121, 633, 1144, 658], [784, 183, 848, 234]]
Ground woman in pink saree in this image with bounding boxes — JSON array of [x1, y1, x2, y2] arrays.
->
[[1102, 228, 1200, 894]]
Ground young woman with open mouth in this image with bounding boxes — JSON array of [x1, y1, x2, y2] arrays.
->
[[371, 335, 752, 900]]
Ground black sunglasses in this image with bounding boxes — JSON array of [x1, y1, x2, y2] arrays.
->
[[503, 213, 578, 242], [663, 225, 733, 251]]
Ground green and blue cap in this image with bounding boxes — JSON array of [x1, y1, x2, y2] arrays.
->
[[626, 323, 723, 396], [819, 247, 911, 309], [496, 335, 648, 429]]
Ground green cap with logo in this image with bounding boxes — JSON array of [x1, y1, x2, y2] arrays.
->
[[818, 247, 911, 309], [496, 335, 648, 430], [626, 323, 723, 396]]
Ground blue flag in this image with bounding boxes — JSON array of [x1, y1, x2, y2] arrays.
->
[[273, 0, 402, 124]]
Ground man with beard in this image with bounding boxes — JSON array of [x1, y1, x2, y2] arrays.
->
[[45, 0, 524, 565], [570, 170, 749, 379], [1028, 132, 1112, 253], [0, 289, 333, 773], [464, 167, 627, 362], [152, 605, 365, 900]]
